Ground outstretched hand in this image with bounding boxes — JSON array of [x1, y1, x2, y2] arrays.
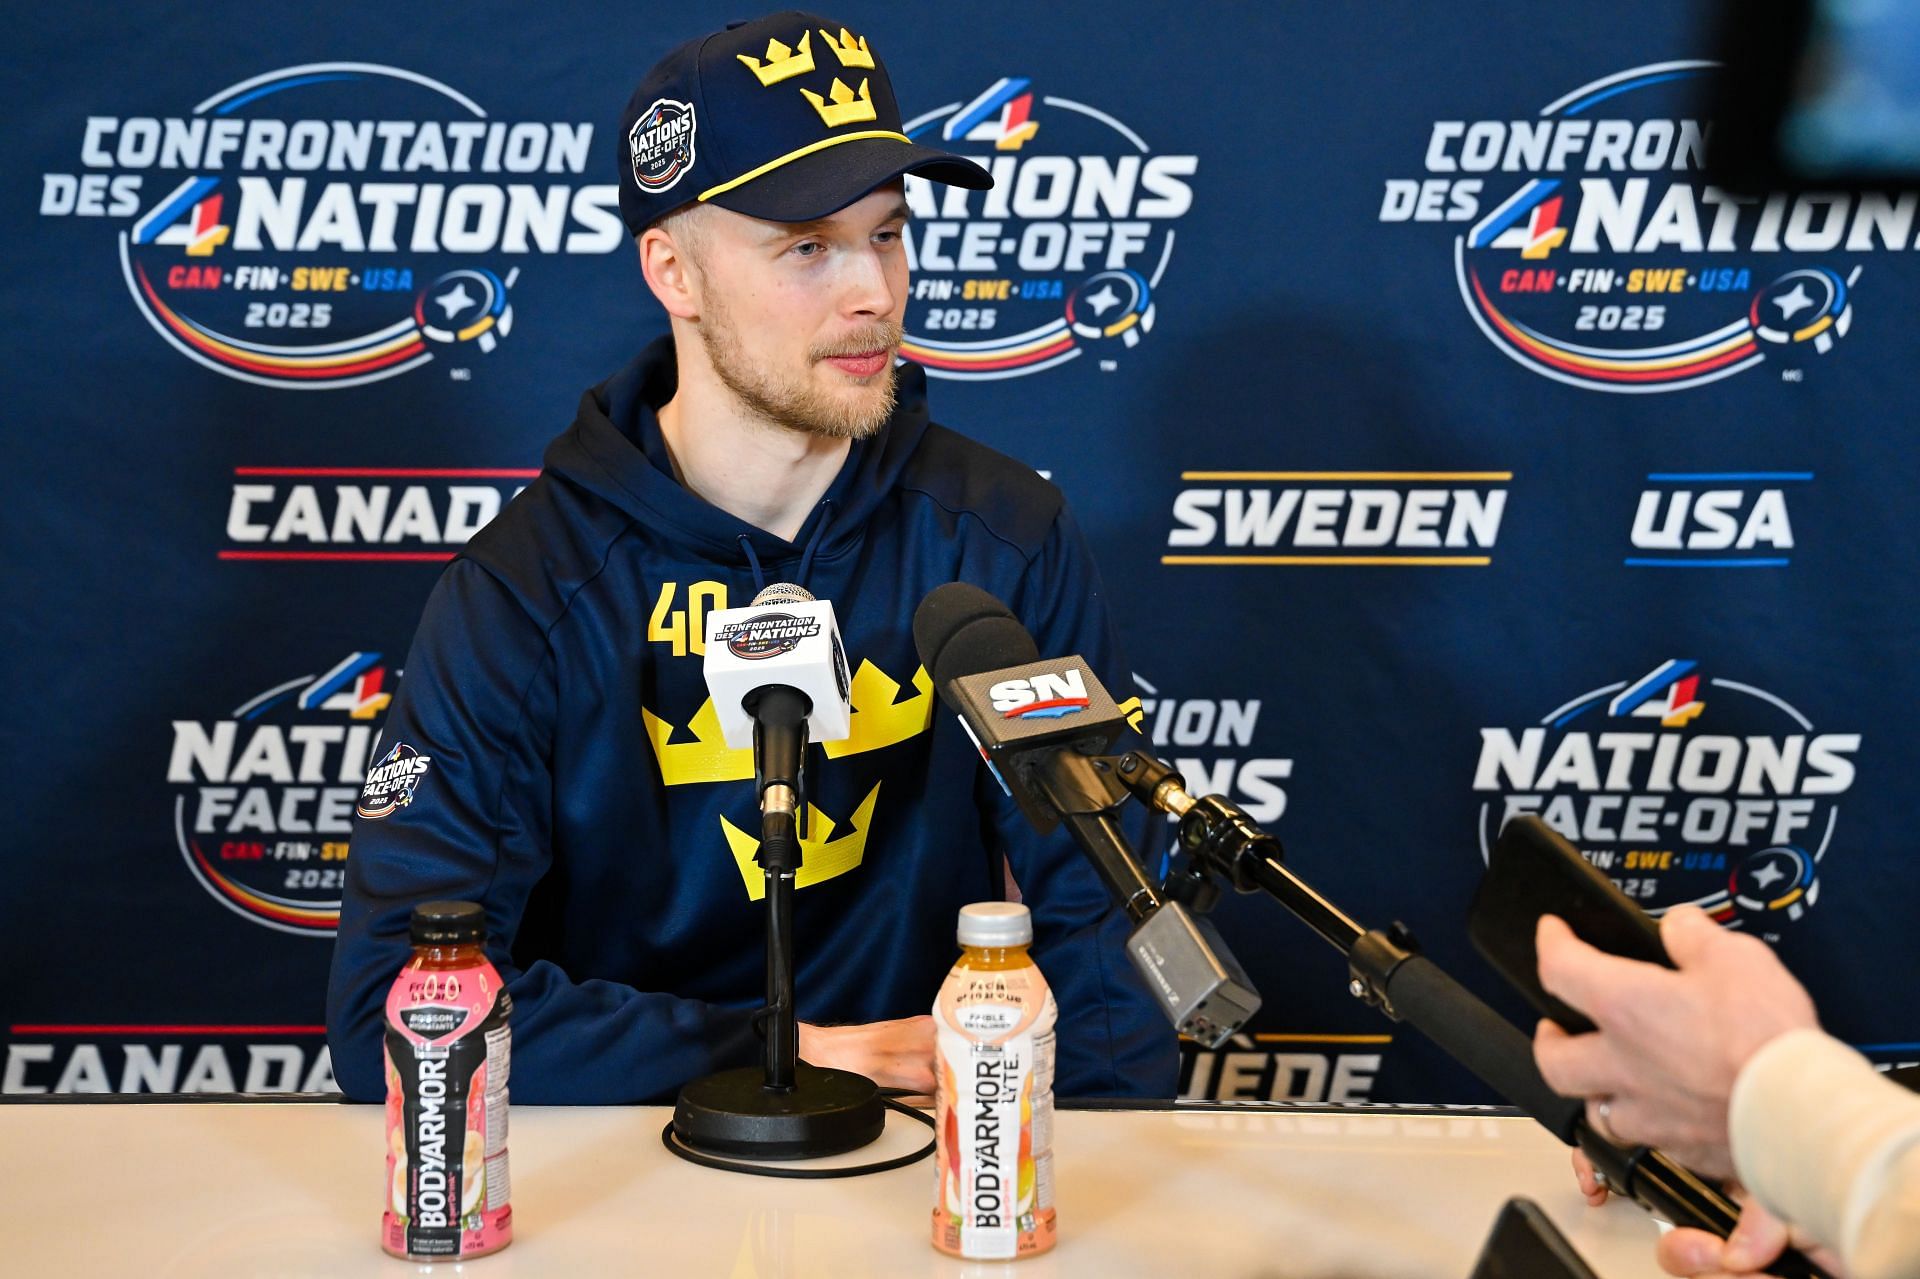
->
[[1658, 1191, 1846, 1278], [1568, 1149, 1845, 1278], [1532, 904, 1818, 1177]]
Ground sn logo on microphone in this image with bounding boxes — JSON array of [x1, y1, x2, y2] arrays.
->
[[990, 668, 1091, 719]]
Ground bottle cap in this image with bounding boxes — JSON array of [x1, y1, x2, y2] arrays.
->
[[958, 901, 1032, 947], [410, 900, 486, 946]]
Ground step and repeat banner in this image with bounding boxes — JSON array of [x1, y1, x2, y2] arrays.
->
[[7, 1, 1917, 1101]]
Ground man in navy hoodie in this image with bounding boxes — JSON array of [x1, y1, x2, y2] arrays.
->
[[326, 11, 1179, 1104]]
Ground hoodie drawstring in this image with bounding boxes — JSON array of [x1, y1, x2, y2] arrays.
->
[[737, 535, 768, 597], [796, 499, 833, 589], [737, 498, 834, 599]]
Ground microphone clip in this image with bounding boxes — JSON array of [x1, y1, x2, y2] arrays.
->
[[1109, 751, 1283, 899], [1345, 921, 1423, 1021]]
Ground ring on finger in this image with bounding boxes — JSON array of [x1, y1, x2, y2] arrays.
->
[[1592, 1097, 1619, 1143]]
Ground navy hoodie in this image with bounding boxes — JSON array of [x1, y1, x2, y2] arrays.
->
[[326, 336, 1178, 1104]]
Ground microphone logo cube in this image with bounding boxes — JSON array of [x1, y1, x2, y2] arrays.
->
[[950, 657, 1125, 751], [703, 600, 853, 748]]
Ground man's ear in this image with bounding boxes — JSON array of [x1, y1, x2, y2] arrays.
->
[[637, 226, 701, 321]]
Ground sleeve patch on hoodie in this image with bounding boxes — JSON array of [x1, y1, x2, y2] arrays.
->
[[357, 742, 433, 819]]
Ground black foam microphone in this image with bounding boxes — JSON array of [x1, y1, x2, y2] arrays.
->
[[912, 583, 1261, 1047], [913, 583, 1122, 834]]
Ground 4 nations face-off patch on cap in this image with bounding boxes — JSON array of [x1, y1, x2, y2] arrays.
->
[[616, 9, 992, 232]]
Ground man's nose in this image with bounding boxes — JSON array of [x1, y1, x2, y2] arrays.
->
[[840, 247, 895, 318]]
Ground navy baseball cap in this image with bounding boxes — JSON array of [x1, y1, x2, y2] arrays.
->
[[617, 10, 992, 233]]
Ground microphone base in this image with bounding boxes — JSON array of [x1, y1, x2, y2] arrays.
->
[[671, 1064, 885, 1160]]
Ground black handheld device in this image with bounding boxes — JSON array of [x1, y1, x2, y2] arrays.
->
[[1468, 814, 1671, 1034], [1468, 1198, 1602, 1279]]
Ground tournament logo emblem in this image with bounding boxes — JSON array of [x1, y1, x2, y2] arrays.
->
[[39, 63, 624, 390], [165, 652, 398, 936], [1473, 659, 1861, 938], [718, 612, 821, 660], [357, 742, 434, 819], [628, 98, 697, 193], [899, 77, 1196, 379], [1381, 61, 1885, 392]]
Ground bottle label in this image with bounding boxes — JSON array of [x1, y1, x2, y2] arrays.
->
[[383, 957, 513, 1260], [933, 964, 1058, 1261]]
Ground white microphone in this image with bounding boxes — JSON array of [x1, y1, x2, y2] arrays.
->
[[702, 584, 853, 752]]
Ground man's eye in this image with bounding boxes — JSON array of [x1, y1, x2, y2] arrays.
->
[[791, 241, 824, 258], [874, 229, 901, 245]]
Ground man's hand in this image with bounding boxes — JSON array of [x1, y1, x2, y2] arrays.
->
[[1531, 904, 1818, 1177], [1657, 1193, 1847, 1278], [1570, 1147, 1611, 1207], [798, 1015, 936, 1093], [1572, 1149, 1847, 1278]]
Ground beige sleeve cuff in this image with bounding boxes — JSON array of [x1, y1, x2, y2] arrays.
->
[[1729, 1028, 1920, 1279]]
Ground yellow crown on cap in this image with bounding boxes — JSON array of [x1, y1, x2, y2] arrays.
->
[[820, 27, 875, 69], [802, 77, 877, 128], [737, 30, 815, 86]]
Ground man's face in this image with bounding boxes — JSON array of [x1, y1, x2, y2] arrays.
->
[[685, 184, 910, 440]]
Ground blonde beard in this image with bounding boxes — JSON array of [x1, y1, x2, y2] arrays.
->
[[696, 296, 900, 441]]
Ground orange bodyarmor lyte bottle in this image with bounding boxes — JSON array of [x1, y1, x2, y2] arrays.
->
[[931, 902, 1058, 1261]]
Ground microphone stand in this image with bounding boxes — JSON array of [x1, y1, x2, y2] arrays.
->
[[670, 690, 885, 1160], [753, 687, 808, 1092], [1106, 751, 1833, 1279]]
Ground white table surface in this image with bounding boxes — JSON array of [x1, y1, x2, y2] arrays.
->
[[0, 1100, 1668, 1277]]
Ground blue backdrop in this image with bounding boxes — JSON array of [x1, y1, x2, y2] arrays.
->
[[6, 0, 1917, 1101]]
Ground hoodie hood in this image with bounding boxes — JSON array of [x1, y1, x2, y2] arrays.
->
[[543, 335, 932, 585]]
